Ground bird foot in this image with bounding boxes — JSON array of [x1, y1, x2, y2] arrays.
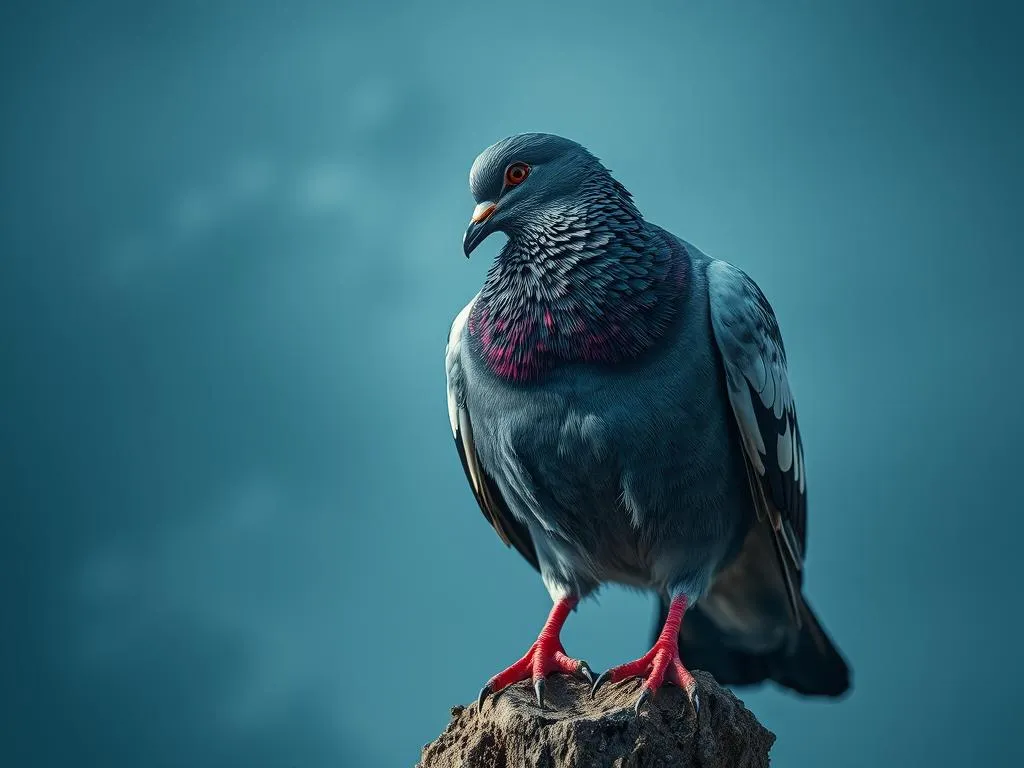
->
[[477, 597, 592, 710], [592, 637, 698, 715], [477, 639, 592, 710]]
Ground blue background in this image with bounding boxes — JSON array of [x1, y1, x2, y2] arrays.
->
[[3, 1, 1022, 766]]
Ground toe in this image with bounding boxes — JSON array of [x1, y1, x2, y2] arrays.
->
[[487, 654, 534, 694], [550, 649, 584, 676]]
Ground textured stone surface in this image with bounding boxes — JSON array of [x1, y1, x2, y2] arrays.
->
[[418, 671, 774, 768]]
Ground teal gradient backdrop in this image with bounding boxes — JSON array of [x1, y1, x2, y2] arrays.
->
[[3, 1, 1022, 766]]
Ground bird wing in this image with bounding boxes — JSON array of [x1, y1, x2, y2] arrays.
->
[[446, 297, 539, 571], [707, 260, 806, 619]]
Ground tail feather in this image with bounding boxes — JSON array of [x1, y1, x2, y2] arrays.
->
[[659, 594, 851, 697]]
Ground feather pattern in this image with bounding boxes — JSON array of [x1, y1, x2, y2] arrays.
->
[[707, 260, 808, 616], [467, 175, 684, 382]]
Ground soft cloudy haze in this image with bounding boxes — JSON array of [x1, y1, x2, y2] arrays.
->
[[3, 1, 1022, 766]]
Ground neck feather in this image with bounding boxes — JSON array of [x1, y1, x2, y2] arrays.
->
[[468, 188, 686, 382]]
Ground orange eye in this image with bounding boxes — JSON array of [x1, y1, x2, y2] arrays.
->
[[504, 162, 530, 186]]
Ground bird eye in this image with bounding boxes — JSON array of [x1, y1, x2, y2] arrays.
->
[[504, 162, 530, 186]]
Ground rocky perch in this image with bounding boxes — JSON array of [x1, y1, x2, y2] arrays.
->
[[418, 671, 774, 768]]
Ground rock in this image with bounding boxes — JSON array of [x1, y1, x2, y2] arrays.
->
[[418, 671, 775, 768]]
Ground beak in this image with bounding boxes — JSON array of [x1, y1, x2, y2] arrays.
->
[[463, 202, 496, 258]]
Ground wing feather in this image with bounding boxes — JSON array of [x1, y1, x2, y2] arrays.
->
[[708, 260, 808, 620]]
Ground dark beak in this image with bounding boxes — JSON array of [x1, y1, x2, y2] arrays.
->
[[463, 202, 496, 258]]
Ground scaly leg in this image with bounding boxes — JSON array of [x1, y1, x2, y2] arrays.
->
[[477, 597, 593, 709], [592, 594, 699, 714]]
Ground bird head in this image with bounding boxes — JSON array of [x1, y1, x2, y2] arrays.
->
[[462, 133, 625, 257]]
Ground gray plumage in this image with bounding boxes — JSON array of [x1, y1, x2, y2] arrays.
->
[[447, 133, 849, 697]]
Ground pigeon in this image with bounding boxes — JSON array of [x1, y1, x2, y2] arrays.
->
[[446, 133, 850, 713]]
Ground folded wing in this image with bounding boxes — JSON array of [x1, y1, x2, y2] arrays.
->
[[446, 297, 539, 571], [707, 260, 807, 619]]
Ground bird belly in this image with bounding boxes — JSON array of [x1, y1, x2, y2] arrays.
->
[[467, 366, 745, 599], [522, 405, 736, 598]]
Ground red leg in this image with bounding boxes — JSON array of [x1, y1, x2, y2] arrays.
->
[[478, 597, 592, 709], [592, 594, 699, 714]]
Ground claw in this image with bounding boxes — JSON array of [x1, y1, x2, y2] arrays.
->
[[534, 677, 546, 708], [598, 595, 695, 712], [577, 660, 594, 685], [477, 683, 492, 711], [634, 686, 651, 715], [591, 670, 612, 698]]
